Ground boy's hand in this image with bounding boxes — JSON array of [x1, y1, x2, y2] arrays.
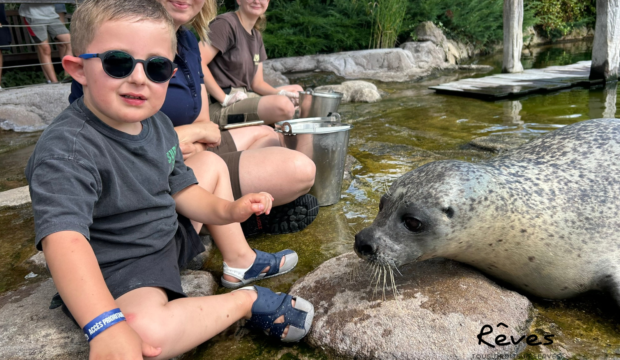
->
[[89, 321, 161, 360], [229, 192, 274, 222]]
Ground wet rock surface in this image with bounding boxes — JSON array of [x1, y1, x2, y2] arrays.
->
[[316, 81, 382, 103], [469, 135, 530, 153], [0, 186, 30, 208], [290, 252, 534, 360], [0, 84, 71, 132], [0, 271, 217, 359]]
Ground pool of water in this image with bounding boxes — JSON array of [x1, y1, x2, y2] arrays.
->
[[2, 40, 619, 359]]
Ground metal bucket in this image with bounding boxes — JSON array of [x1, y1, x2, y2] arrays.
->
[[275, 119, 352, 206], [298, 89, 343, 118]]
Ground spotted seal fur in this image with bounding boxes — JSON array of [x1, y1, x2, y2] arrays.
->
[[354, 118, 620, 304]]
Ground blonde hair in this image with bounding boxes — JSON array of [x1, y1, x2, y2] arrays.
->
[[71, 0, 177, 55], [190, 0, 218, 43], [254, 14, 266, 32]]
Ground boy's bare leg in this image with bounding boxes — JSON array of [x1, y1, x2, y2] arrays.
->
[[183, 151, 284, 281], [116, 287, 257, 360]]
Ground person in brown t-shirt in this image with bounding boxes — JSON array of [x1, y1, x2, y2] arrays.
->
[[200, 0, 302, 126]]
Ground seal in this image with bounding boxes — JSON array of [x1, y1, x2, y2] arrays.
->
[[354, 118, 620, 305]]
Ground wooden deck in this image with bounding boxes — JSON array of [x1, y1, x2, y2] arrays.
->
[[429, 61, 602, 100]]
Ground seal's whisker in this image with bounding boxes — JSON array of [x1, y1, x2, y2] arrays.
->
[[382, 265, 388, 301], [389, 265, 400, 298]]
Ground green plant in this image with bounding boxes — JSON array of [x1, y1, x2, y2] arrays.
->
[[260, 0, 373, 58], [402, 0, 537, 51], [369, 0, 408, 49], [526, 0, 596, 40]]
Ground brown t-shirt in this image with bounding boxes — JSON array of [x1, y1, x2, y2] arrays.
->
[[208, 12, 268, 92]]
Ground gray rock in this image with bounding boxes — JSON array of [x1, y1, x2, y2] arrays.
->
[[180, 270, 218, 297], [0, 84, 71, 132], [290, 252, 534, 360], [469, 135, 530, 153], [0, 272, 217, 359], [26, 252, 47, 272], [414, 21, 447, 46], [263, 66, 290, 87], [0, 186, 31, 208], [186, 235, 214, 270], [264, 48, 433, 83], [400, 41, 454, 70], [315, 81, 381, 103]]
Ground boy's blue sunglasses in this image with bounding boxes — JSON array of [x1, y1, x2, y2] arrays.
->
[[79, 50, 177, 83]]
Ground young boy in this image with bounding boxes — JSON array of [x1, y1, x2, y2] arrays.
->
[[25, 0, 314, 358]]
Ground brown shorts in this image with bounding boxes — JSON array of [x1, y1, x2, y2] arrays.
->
[[209, 87, 261, 126], [206, 130, 243, 200]]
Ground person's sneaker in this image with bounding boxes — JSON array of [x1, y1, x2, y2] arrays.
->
[[241, 194, 318, 237]]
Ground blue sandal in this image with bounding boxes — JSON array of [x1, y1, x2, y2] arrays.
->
[[221, 249, 298, 289], [240, 285, 314, 342]]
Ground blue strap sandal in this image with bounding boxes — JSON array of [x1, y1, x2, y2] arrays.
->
[[239, 285, 314, 342], [221, 249, 298, 289]]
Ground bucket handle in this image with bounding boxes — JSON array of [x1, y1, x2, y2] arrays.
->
[[282, 122, 296, 136], [328, 112, 341, 122]]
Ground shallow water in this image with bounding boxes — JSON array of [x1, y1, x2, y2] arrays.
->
[[1, 40, 620, 359]]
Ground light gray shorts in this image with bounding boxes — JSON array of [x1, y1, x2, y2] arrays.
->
[[24, 17, 69, 43]]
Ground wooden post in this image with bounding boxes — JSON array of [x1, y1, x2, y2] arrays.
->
[[590, 0, 620, 81], [502, 0, 524, 73]]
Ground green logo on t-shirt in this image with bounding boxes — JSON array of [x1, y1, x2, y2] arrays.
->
[[167, 145, 177, 172]]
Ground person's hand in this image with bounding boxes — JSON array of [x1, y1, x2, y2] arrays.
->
[[221, 92, 248, 107], [89, 321, 161, 360], [229, 192, 274, 223], [180, 142, 206, 160], [197, 121, 221, 147], [277, 90, 300, 106]]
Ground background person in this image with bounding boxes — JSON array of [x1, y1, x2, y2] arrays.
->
[[200, 0, 303, 126], [0, 4, 12, 89], [19, 3, 72, 84], [157, 0, 319, 236]]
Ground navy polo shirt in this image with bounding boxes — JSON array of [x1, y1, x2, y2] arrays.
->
[[68, 29, 204, 127]]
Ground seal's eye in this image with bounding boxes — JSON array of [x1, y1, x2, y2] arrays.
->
[[379, 197, 385, 212], [403, 216, 423, 232]]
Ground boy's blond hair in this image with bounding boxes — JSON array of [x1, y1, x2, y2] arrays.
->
[[71, 0, 177, 56]]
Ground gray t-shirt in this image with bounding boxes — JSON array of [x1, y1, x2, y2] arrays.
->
[[207, 12, 268, 92], [25, 97, 197, 265], [19, 4, 59, 20]]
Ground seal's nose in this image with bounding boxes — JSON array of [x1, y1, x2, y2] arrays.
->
[[354, 228, 378, 258]]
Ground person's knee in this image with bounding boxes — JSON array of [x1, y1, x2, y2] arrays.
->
[[291, 152, 316, 191], [129, 314, 171, 350], [274, 97, 295, 120], [187, 151, 229, 182], [256, 125, 280, 143], [38, 44, 52, 56]]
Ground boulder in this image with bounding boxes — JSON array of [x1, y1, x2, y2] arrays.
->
[[400, 41, 453, 71], [315, 81, 381, 103], [263, 66, 290, 87], [0, 84, 71, 132], [264, 48, 434, 83], [414, 21, 447, 46], [186, 235, 214, 270], [290, 252, 534, 360], [0, 186, 31, 208], [0, 272, 217, 359]]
